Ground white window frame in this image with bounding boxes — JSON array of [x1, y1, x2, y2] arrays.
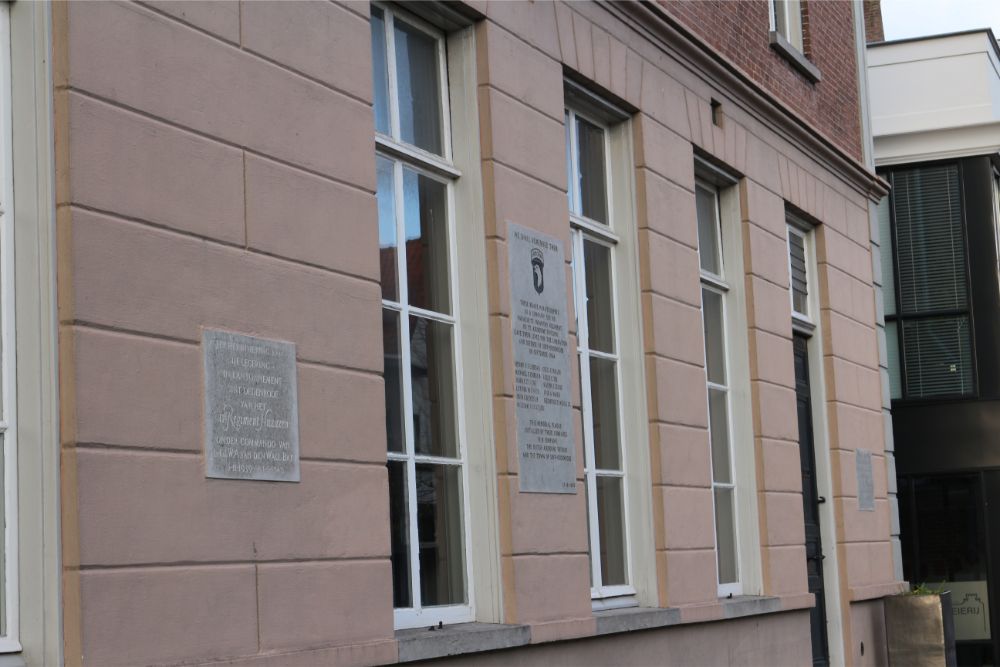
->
[[0, 2, 18, 652], [374, 3, 476, 630], [566, 106, 636, 606], [697, 179, 742, 599], [695, 172, 761, 600], [787, 220, 815, 334], [770, 0, 804, 52]]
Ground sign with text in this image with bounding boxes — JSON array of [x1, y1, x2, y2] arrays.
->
[[508, 223, 576, 494], [936, 581, 991, 641], [203, 329, 300, 482], [856, 448, 874, 511]]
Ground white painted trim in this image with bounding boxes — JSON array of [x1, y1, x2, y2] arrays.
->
[[567, 105, 656, 605], [376, 7, 478, 629], [0, 4, 18, 650], [8, 0, 60, 661], [798, 226, 846, 667], [446, 24, 501, 625]]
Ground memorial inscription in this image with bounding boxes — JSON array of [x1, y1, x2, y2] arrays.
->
[[203, 329, 300, 482], [508, 223, 576, 494], [856, 448, 874, 511]]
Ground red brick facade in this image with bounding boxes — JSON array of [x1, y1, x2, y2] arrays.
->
[[658, 0, 863, 162]]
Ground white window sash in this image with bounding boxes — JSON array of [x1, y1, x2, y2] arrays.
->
[[0, 1, 18, 650], [567, 107, 633, 602], [698, 183, 743, 597], [375, 6, 473, 628], [787, 223, 813, 327]]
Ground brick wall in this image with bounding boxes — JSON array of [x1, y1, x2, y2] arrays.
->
[[864, 0, 885, 43], [658, 0, 864, 162]]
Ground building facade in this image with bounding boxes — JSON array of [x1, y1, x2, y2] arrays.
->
[[3, 1, 901, 665], [869, 28, 1000, 666]]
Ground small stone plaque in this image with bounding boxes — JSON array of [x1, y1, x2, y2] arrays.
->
[[203, 329, 300, 482], [856, 448, 874, 511], [508, 222, 576, 494]]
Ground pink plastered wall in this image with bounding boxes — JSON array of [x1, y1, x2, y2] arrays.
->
[[52, 1, 899, 665]]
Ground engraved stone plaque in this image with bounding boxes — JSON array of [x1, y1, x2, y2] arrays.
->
[[204, 329, 300, 482], [508, 222, 576, 493], [856, 448, 874, 511]]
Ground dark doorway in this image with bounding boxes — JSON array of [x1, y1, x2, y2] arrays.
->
[[794, 334, 830, 667]]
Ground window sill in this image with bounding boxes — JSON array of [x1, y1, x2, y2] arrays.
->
[[593, 606, 681, 635], [394, 596, 797, 662], [395, 622, 530, 663], [769, 31, 821, 83]]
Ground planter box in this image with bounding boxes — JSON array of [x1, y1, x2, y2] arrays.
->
[[885, 591, 957, 667]]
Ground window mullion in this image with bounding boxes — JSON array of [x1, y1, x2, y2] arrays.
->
[[574, 230, 603, 590], [392, 155, 422, 611], [384, 8, 401, 143], [570, 111, 583, 216]]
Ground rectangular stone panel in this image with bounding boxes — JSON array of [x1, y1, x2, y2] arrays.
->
[[508, 223, 576, 493], [204, 329, 300, 482]]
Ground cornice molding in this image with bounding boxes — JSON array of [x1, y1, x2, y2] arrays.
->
[[605, 1, 889, 202]]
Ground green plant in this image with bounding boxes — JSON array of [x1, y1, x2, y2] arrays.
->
[[909, 583, 945, 596]]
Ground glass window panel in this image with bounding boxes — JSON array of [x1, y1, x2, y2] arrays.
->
[[596, 476, 628, 587], [376, 156, 398, 302], [789, 231, 808, 317], [394, 19, 443, 155], [702, 288, 726, 385], [583, 240, 615, 354], [383, 310, 405, 453], [589, 356, 621, 471], [371, 7, 390, 136], [696, 185, 722, 275], [708, 387, 731, 484], [876, 195, 896, 316], [402, 168, 450, 314], [886, 321, 902, 400], [901, 316, 973, 398], [714, 486, 739, 585], [416, 463, 467, 606], [576, 117, 608, 224], [891, 165, 966, 315], [388, 460, 412, 608], [565, 111, 575, 213], [409, 316, 457, 458]]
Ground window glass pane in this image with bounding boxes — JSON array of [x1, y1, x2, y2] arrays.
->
[[589, 356, 621, 471], [892, 165, 966, 315], [409, 316, 457, 458], [596, 476, 628, 587], [901, 316, 973, 398], [876, 195, 896, 316], [403, 168, 450, 314], [788, 231, 808, 317], [565, 111, 575, 213], [714, 486, 739, 585], [377, 156, 398, 302], [394, 19, 443, 155], [576, 117, 608, 224], [416, 463, 466, 606], [696, 185, 721, 275], [708, 387, 731, 484], [371, 7, 390, 136], [583, 240, 615, 354], [886, 321, 902, 400], [383, 310, 405, 453], [388, 460, 412, 608], [702, 288, 726, 385], [774, 0, 803, 50]]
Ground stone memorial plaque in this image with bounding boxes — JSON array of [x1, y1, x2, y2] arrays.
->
[[508, 222, 576, 494], [856, 448, 874, 511], [203, 329, 300, 482]]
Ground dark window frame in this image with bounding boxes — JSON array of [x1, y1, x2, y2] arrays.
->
[[884, 160, 979, 403]]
